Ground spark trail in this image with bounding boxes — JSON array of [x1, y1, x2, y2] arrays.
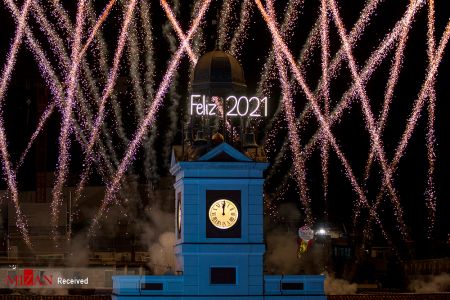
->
[[7, 0, 120, 245], [21, 1, 129, 223], [139, 0, 159, 184], [230, 0, 253, 58], [265, 0, 383, 172], [158, 0, 181, 179], [88, 0, 212, 236], [140, 0, 156, 101], [0, 0, 34, 249], [218, 0, 238, 50], [255, 0, 389, 239], [123, 0, 154, 185], [11, 7, 128, 241], [301, 0, 422, 167], [267, 0, 312, 225], [79, 0, 118, 58], [361, 0, 418, 237], [269, 0, 423, 218], [28, 0, 122, 174], [363, 0, 416, 183], [48, 0, 129, 147], [328, 0, 409, 239], [424, 0, 437, 238], [6, 0, 119, 191], [162, 1, 232, 133], [257, 0, 305, 142], [372, 19, 450, 237], [17, 103, 55, 169], [51, 0, 87, 233], [320, 0, 330, 211], [257, 0, 305, 99], [77, 0, 138, 216], [161, 0, 197, 64], [85, 0, 130, 147]]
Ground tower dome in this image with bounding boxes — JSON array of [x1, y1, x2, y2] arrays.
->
[[192, 50, 246, 97]]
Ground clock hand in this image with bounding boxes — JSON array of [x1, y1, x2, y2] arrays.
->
[[222, 201, 225, 216]]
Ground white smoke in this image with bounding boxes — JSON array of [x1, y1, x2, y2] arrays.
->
[[66, 233, 90, 267], [148, 232, 176, 275], [409, 273, 450, 293], [265, 229, 302, 274], [138, 194, 176, 275], [324, 275, 357, 295]]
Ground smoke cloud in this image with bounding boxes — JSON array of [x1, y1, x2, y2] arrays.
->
[[148, 231, 176, 275], [265, 229, 302, 274], [265, 203, 326, 274], [409, 273, 450, 293], [324, 275, 357, 295], [138, 188, 176, 275], [66, 233, 90, 267]]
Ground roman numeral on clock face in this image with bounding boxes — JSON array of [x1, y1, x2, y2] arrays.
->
[[208, 199, 239, 230]]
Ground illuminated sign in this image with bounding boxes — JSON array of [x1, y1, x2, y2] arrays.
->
[[190, 95, 268, 117]]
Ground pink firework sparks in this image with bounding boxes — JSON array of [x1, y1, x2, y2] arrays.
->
[[320, 0, 330, 207], [0, 0, 34, 249], [328, 0, 409, 239], [77, 0, 138, 213], [267, 0, 312, 225], [376, 19, 450, 235], [51, 0, 87, 233], [5, 0, 66, 173], [24, 0, 124, 177], [73, 0, 138, 212], [257, 0, 306, 102], [425, 0, 437, 238], [79, 0, 118, 59], [265, 0, 382, 160], [230, 0, 253, 58], [17, 103, 56, 169], [218, 0, 238, 49], [161, 0, 198, 64], [303, 0, 423, 162], [368, 19, 450, 241], [161, 0, 231, 130], [6, 0, 121, 239], [275, 1, 422, 213], [255, 0, 388, 238], [364, 0, 417, 183], [297, 0, 411, 139], [88, 0, 212, 236]]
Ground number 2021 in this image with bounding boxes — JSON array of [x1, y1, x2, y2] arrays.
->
[[226, 96, 268, 117]]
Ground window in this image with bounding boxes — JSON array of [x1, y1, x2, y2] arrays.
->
[[141, 283, 163, 290], [281, 282, 304, 290], [210, 267, 236, 284]]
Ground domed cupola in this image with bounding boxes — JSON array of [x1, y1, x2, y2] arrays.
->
[[192, 50, 246, 96]]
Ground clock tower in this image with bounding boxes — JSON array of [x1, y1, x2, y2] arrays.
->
[[112, 50, 326, 299], [170, 141, 268, 296]]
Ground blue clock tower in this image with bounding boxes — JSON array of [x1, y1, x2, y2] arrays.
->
[[112, 50, 326, 299], [171, 142, 268, 297]]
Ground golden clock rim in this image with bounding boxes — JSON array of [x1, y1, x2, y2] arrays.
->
[[208, 199, 239, 230]]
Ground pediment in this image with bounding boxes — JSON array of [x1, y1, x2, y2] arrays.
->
[[197, 143, 252, 162]]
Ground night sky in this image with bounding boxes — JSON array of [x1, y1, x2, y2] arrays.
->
[[0, 0, 449, 256]]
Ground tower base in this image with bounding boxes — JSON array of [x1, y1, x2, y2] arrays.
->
[[112, 274, 327, 300]]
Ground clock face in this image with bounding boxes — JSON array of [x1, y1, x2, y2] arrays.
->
[[208, 199, 239, 229], [177, 193, 181, 236]]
